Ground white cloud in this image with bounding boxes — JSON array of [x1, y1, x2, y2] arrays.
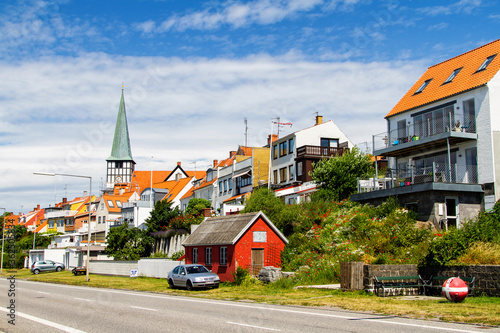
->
[[0, 53, 427, 212], [419, 0, 481, 16], [135, 0, 361, 33]]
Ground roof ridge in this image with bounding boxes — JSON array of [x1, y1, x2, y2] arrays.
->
[[429, 38, 500, 69]]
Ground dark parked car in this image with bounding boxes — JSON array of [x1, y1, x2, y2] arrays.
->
[[167, 264, 220, 290], [31, 260, 65, 274]]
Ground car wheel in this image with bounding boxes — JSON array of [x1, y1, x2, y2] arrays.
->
[[56, 267, 62, 272], [33, 269, 40, 275], [186, 280, 194, 291], [168, 279, 175, 289]]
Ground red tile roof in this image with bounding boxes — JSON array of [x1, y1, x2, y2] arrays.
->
[[386, 39, 500, 118]]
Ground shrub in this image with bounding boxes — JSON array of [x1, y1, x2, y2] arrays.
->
[[171, 250, 184, 261], [232, 267, 250, 285], [451, 242, 500, 265]]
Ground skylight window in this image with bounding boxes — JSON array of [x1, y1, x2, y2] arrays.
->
[[414, 79, 432, 94], [443, 67, 462, 84], [476, 54, 497, 72]]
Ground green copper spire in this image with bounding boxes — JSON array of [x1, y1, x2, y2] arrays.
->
[[107, 89, 134, 161]]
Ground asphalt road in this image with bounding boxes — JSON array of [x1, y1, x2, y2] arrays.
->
[[0, 278, 496, 333]]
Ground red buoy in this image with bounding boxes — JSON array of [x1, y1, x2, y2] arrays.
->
[[442, 277, 468, 303]]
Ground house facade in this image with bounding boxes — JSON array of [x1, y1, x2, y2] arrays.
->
[[182, 211, 288, 282], [216, 146, 270, 215], [353, 39, 500, 229], [271, 116, 352, 204]]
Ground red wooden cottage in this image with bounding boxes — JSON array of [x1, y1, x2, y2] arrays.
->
[[182, 211, 288, 282]]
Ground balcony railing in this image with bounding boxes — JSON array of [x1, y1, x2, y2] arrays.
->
[[296, 145, 346, 159], [357, 163, 478, 193], [373, 111, 476, 151]]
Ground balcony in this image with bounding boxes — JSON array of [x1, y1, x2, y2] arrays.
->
[[357, 163, 478, 194], [296, 145, 346, 159], [373, 112, 477, 158]]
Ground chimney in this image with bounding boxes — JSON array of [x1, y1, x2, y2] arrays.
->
[[177, 161, 181, 167], [268, 134, 278, 146], [213, 159, 218, 168], [62, 198, 67, 204], [315, 115, 323, 125], [83, 191, 88, 197], [229, 151, 236, 158]]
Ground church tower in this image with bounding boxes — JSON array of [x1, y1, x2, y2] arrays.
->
[[106, 87, 135, 191]]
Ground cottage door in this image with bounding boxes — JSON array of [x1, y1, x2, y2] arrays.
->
[[251, 249, 264, 276]]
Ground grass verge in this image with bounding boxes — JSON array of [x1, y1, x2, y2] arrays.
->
[[4, 269, 499, 327]]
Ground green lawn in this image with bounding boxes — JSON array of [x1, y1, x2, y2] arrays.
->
[[5, 269, 499, 327]]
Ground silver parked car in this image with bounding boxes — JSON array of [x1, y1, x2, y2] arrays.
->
[[168, 264, 220, 290], [31, 260, 65, 274]]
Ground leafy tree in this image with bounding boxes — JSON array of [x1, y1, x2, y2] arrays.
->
[[310, 147, 374, 201], [185, 198, 211, 216], [145, 200, 180, 234], [105, 222, 152, 260], [241, 188, 284, 224]]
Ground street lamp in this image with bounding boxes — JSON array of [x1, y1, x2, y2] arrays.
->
[[0, 207, 5, 275], [34, 172, 93, 282]]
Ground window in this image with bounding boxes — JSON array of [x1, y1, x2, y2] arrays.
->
[[98, 216, 101, 224], [279, 141, 287, 157], [100, 203, 104, 210], [206, 248, 212, 265], [228, 179, 232, 191], [320, 138, 339, 148], [414, 79, 432, 94], [220, 247, 227, 265], [279, 167, 287, 183], [397, 120, 407, 141], [223, 180, 227, 192], [463, 99, 476, 133], [107, 200, 114, 208], [115, 162, 123, 168], [289, 138, 294, 153], [253, 231, 267, 242], [297, 162, 303, 177], [273, 145, 278, 159], [219, 181, 222, 194], [289, 165, 294, 181], [476, 54, 497, 72], [443, 67, 462, 84], [273, 170, 278, 184], [116, 201, 122, 208], [193, 248, 198, 264]]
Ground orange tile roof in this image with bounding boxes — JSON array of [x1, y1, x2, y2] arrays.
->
[[103, 193, 134, 213], [132, 170, 172, 194], [386, 38, 500, 118], [154, 177, 193, 201], [35, 220, 47, 233]]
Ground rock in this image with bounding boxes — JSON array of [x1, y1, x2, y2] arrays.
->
[[258, 266, 282, 283]]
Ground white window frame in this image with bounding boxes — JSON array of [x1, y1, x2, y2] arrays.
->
[[193, 248, 198, 264], [206, 247, 212, 266], [220, 247, 227, 265]]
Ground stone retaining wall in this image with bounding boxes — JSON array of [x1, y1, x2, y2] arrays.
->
[[420, 265, 500, 297], [363, 264, 419, 295]]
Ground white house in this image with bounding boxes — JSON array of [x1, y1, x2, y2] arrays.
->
[[353, 38, 500, 228], [270, 116, 353, 204]]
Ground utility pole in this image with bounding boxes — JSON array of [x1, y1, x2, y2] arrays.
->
[[244, 118, 248, 147]]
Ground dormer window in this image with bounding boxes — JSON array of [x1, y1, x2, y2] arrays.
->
[[443, 68, 462, 84], [476, 54, 497, 72], [414, 79, 432, 94]]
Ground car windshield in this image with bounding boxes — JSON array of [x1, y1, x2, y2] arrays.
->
[[186, 266, 209, 274]]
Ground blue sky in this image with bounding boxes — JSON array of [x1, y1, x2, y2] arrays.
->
[[1, 0, 499, 213]]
